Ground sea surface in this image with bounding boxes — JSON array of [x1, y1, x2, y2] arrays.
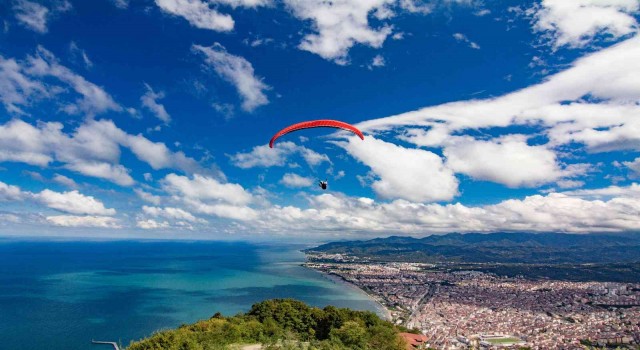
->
[[0, 240, 382, 350]]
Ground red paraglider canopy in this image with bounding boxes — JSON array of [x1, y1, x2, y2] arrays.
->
[[269, 119, 364, 148]]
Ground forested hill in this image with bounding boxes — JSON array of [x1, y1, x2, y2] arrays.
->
[[127, 299, 409, 350], [307, 232, 640, 264]]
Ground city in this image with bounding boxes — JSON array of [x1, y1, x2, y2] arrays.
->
[[306, 253, 640, 349]]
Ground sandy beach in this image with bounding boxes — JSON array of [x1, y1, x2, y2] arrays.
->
[[308, 266, 393, 321]]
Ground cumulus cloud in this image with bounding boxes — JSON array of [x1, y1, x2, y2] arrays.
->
[[561, 183, 640, 199], [111, 0, 129, 9], [193, 43, 270, 111], [187, 202, 258, 221], [69, 41, 93, 70], [338, 136, 459, 202], [0, 180, 116, 218], [155, 0, 234, 32], [162, 173, 252, 205], [141, 83, 171, 124], [230, 142, 330, 169], [0, 55, 47, 114], [624, 157, 640, 175], [452, 33, 480, 49], [35, 189, 116, 216], [0, 118, 204, 186], [65, 162, 134, 186], [134, 188, 162, 205], [155, 0, 271, 32], [26, 46, 121, 116], [532, 0, 639, 48], [351, 35, 640, 193], [161, 173, 257, 220], [0, 47, 116, 116], [280, 173, 314, 188], [52, 174, 78, 188], [142, 205, 199, 222], [443, 135, 583, 187], [47, 215, 120, 228], [284, 0, 394, 64], [368, 55, 385, 69], [136, 218, 170, 229], [13, 0, 49, 33], [0, 181, 26, 201], [252, 189, 640, 235]]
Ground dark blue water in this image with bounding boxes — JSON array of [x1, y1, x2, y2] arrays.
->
[[0, 240, 381, 350]]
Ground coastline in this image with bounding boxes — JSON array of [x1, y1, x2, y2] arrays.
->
[[304, 265, 393, 322]]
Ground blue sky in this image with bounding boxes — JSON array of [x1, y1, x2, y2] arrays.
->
[[1, 0, 640, 240]]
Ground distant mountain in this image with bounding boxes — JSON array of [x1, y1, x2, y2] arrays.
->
[[307, 232, 640, 264]]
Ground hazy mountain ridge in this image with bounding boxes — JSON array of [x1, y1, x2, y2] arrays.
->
[[307, 233, 640, 264]]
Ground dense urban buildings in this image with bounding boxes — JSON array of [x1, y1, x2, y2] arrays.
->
[[306, 254, 640, 349]]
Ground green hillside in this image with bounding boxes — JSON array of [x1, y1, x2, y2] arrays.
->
[[127, 299, 407, 350]]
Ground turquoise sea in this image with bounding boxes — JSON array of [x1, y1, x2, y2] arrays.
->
[[0, 240, 381, 350]]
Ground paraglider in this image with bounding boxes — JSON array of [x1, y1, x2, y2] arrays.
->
[[270, 120, 363, 191], [269, 119, 364, 148]]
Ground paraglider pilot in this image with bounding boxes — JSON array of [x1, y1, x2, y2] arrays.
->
[[319, 180, 328, 190]]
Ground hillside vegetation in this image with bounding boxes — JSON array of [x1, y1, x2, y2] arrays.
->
[[127, 299, 407, 350]]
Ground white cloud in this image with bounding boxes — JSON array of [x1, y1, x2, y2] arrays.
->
[[65, 161, 134, 186], [555, 179, 584, 189], [399, 0, 432, 14], [13, 0, 49, 33], [284, 0, 394, 64], [136, 218, 170, 229], [162, 173, 252, 205], [443, 135, 579, 187], [338, 136, 459, 202], [0, 181, 26, 201], [533, 0, 639, 48], [280, 173, 314, 188], [253, 189, 640, 235], [358, 35, 640, 137], [35, 189, 116, 216], [111, 0, 129, 9], [155, 0, 271, 32], [52, 174, 78, 188], [155, 0, 234, 32], [391, 32, 404, 40], [193, 43, 270, 111], [452, 32, 480, 49], [26, 46, 121, 116], [142, 205, 199, 222], [350, 35, 640, 193], [187, 202, 258, 220], [69, 41, 93, 70], [561, 183, 640, 199], [213, 102, 235, 119], [140, 83, 171, 124], [0, 55, 47, 114], [134, 188, 162, 205], [230, 141, 331, 169], [624, 157, 640, 175], [369, 54, 385, 69], [0, 118, 203, 186], [0, 180, 116, 217], [1, 47, 119, 116], [47, 215, 120, 228], [160, 173, 258, 220]]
